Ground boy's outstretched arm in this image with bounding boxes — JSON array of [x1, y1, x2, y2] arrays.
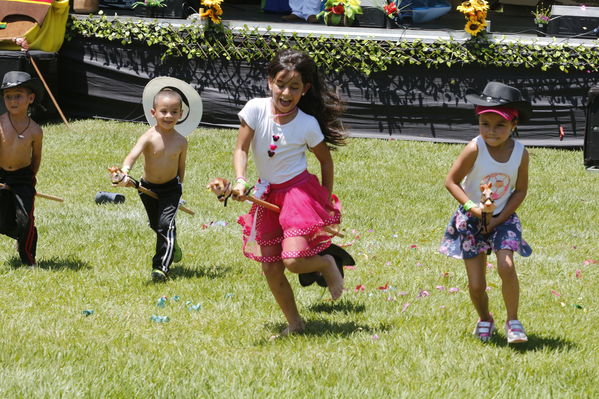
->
[[122, 134, 147, 173]]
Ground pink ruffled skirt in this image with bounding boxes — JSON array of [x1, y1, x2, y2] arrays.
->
[[238, 170, 341, 263]]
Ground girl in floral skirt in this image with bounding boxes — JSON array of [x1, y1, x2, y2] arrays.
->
[[439, 82, 533, 344]]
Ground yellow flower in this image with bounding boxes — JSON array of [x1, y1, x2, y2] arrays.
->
[[457, 1, 475, 13], [202, 0, 223, 6], [348, 0, 361, 6], [464, 19, 486, 35], [201, 8, 222, 23], [472, 0, 489, 11]]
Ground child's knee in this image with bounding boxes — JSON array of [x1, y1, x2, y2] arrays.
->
[[282, 257, 302, 273], [262, 262, 284, 277], [468, 281, 487, 295]]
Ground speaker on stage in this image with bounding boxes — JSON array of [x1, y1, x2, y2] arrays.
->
[[548, 6, 599, 37], [584, 86, 599, 169]]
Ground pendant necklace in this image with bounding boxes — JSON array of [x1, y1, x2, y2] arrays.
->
[[9, 115, 30, 139], [269, 103, 297, 158]]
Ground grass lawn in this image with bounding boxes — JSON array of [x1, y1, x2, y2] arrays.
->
[[1, 120, 598, 398]]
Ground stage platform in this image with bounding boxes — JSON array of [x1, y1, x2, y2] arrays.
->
[[62, 4, 599, 147]]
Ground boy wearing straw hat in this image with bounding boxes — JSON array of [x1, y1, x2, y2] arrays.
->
[[0, 71, 44, 266], [113, 77, 202, 282]]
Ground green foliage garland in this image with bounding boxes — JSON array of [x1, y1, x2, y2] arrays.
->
[[67, 14, 599, 74]]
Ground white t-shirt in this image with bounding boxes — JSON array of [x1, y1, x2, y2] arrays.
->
[[462, 135, 525, 215], [238, 97, 324, 184]]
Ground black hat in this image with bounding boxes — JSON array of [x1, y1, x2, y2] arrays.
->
[[1, 71, 43, 101], [465, 82, 532, 122]]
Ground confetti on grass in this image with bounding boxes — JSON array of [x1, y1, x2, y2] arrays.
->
[[81, 310, 94, 316], [354, 285, 366, 292], [551, 290, 561, 297]]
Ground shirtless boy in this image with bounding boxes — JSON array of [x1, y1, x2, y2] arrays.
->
[[115, 88, 188, 282], [0, 71, 43, 266]]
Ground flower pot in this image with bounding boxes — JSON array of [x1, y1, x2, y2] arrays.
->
[[537, 23, 548, 37], [133, 0, 186, 18], [355, 6, 386, 28], [385, 17, 399, 29], [73, 0, 99, 14], [324, 14, 355, 27]]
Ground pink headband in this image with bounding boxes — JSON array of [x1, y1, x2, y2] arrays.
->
[[475, 105, 519, 121]]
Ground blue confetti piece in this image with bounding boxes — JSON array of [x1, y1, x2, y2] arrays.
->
[[150, 315, 170, 323], [81, 309, 94, 316]]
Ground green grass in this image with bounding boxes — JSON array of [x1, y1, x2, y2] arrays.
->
[[1, 120, 598, 398]]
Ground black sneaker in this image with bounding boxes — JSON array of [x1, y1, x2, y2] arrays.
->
[[151, 269, 167, 282]]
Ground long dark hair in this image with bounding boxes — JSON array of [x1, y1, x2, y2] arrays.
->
[[267, 50, 346, 147]]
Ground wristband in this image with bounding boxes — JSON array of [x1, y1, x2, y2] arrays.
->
[[463, 200, 476, 211], [235, 177, 251, 190]]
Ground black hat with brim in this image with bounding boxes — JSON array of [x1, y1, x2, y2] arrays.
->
[[0, 71, 43, 102], [465, 81, 532, 123]]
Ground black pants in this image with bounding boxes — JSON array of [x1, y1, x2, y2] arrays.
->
[[0, 167, 37, 265], [139, 178, 182, 273]]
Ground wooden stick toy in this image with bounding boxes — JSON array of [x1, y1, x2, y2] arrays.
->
[[207, 177, 344, 238], [0, 183, 64, 202], [108, 167, 195, 215]]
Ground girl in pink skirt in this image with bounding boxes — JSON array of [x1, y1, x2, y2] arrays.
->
[[231, 50, 353, 336]]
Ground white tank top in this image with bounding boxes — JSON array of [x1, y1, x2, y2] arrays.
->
[[462, 135, 524, 215]]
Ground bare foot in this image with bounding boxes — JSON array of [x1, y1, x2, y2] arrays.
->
[[320, 254, 344, 300], [269, 320, 305, 340]]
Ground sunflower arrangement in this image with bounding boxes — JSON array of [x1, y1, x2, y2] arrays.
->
[[201, 0, 224, 24], [457, 0, 489, 37]]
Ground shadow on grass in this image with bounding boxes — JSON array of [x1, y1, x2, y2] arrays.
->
[[168, 264, 232, 280], [259, 319, 391, 343], [490, 333, 575, 352], [307, 300, 366, 314], [7, 256, 91, 271]]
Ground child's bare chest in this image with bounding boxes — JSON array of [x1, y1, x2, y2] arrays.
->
[[0, 126, 32, 152], [145, 137, 180, 160]]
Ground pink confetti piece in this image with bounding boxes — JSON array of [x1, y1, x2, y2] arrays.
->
[[417, 290, 430, 298], [372, 334, 379, 340], [436, 285, 445, 291], [486, 263, 494, 269], [448, 287, 459, 293], [368, 229, 374, 233], [576, 269, 582, 278], [351, 229, 358, 234], [401, 303, 411, 312], [551, 289, 561, 297], [344, 265, 356, 270], [439, 305, 446, 309], [354, 284, 365, 292], [410, 244, 417, 249], [416, 262, 424, 267], [387, 295, 395, 301], [378, 283, 389, 291], [385, 261, 391, 266], [486, 286, 492, 291], [583, 259, 598, 265]]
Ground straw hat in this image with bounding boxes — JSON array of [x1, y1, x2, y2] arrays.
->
[[142, 77, 203, 136]]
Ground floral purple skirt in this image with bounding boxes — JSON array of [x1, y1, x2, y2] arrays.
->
[[439, 206, 532, 259]]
